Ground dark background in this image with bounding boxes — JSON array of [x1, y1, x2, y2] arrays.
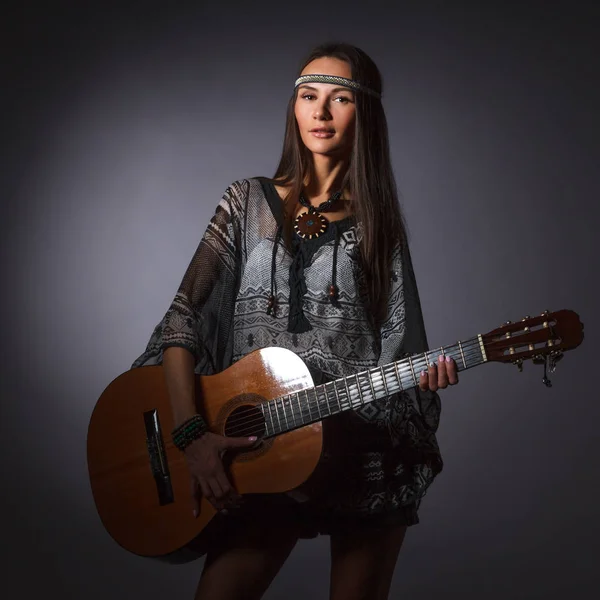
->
[[2, 1, 599, 598]]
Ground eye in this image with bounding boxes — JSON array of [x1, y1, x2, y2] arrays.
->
[[301, 94, 316, 100], [334, 96, 352, 104]]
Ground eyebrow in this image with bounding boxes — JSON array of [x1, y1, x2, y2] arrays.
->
[[298, 84, 355, 94]]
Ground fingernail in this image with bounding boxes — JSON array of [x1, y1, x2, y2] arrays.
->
[[248, 436, 257, 442], [446, 355, 452, 363], [192, 509, 197, 518], [421, 370, 427, 377], [438, 355, 444, 363]]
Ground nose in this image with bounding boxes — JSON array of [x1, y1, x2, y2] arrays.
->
[[313, 99, 331, 120]]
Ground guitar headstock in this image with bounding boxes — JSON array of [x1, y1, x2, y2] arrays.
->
[[481, 310, 583, 384]]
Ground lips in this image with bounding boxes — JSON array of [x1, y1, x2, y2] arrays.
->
[[310, 128, 335, 133]]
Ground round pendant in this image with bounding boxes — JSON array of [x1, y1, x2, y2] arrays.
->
[[293, 210, 328, 239]]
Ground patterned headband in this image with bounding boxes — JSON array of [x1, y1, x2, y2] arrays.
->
[[294, 74, 381, 99]]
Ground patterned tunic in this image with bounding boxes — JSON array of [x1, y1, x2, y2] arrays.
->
[[132, 177, 443, 524]]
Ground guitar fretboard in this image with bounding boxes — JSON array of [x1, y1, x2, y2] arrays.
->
[[260, 335, 487, 437]]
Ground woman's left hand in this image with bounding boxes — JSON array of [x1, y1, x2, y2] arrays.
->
[[419, 354, 459, 392]]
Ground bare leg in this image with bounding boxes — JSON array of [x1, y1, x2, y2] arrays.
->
[[328, 523, 408, 600], [194, 517, 300, 600]]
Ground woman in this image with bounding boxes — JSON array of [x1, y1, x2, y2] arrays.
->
[[132, 42, 458, 600]]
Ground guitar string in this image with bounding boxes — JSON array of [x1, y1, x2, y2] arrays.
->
[[220, 346, 487, 437], [213, 342, 485, 434], [198, 340, 487, 437], [213, 343, 486, 435]]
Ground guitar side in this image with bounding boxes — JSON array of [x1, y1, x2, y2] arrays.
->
[[87, 347, 322, 561]]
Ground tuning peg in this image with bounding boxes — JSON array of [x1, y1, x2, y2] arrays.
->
[[522, 315, 531, 321], [541, 310, 550, 316], [549, 351, 564, 372], [513, 359, 523, 372], [504, 321, 512, 325]]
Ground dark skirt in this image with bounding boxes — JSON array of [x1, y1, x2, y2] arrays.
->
[[193, 491, 419, 558]]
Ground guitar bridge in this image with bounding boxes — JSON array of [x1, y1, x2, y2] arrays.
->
[[144, 409, 174, 505]]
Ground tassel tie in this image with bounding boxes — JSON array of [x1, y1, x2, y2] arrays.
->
[[265, 220, 346, 334], [328, 224, 341, 306], [287, 236, 312, 333], [266, 224, 283, 316]]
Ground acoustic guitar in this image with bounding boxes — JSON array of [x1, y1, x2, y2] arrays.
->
[[87, 309, 583, 562]]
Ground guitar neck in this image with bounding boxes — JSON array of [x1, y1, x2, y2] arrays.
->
[[261, 335, 488, 437]]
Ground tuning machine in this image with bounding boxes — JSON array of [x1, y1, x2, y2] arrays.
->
[[532, 351, 564, 387]]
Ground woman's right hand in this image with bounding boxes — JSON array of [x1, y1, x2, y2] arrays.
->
[[184, 431, 258, 516]]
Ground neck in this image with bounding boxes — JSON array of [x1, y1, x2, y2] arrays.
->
[[260, 335, 489, 438], [304, 154, 349, 199]]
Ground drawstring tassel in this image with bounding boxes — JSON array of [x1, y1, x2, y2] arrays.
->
[[266, 224, 282, 316], [329, 225, 340, 305]]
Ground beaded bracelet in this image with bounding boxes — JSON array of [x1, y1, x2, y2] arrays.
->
[[171, 414, 208, 452]]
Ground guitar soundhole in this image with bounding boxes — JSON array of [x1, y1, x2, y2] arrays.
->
[[224, 404, 266, 440]]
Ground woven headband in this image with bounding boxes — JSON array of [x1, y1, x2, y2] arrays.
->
[[294, 74, 381, 99]]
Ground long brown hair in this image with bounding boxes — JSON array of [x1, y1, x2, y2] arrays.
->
[[271, 42, 408, 325]]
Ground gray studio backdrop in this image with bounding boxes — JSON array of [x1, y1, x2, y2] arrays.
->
[[3, 2, 599, 599]]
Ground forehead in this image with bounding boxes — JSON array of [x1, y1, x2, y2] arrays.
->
[[300, 56, 352, 79]]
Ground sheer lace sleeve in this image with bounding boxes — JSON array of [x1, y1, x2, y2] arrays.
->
[[378, 239, 444, 506], [131, 180, 248, 374], [379, 240, 442, 435]]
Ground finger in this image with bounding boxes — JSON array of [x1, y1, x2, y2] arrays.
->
[[190, 478, 206, 518], [225, 435, 258, 449], [197, 478, 215, 512], [445, 356, 459, 385], [190, 478, 199, 517], [207, 478, 226, 510], [428, 361, 439, 392], [214, 468, 238, 504], [198, 474, 223, 511], [437, 355, 449, 388], [419, 369, 429, 391]]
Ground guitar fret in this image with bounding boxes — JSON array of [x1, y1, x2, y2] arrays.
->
[[279, 397, 289, 430], [310, 388, 321, 420], [380, 366, 389, 396], [332, 382, 342, 412], [335, 379, 347, 411], [306, 388, 315, 420], [367, 370, 376, 401], [323, 386, 331, 416], [458, 340, 467, 369], [407, 356, 417, 386], [325, 382, 341, 414], [355, 374, 365, 405], [293, 392, 303, 425], [272, 399, 282, 433], [393, 360, 402, 391], [299, 390, 309, 423], [424, 350, 431, 366], [319, 386, 330, 416], [288, 395, 297, 428], [264, 402, 275, 436], [342, 376, 353, 409], [320, 386, 329, 416]]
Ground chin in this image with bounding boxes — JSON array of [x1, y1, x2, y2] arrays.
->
[[303, 138, 348, 157]]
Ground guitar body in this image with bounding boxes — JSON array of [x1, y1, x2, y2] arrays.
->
[[87, 347, 322, 561], [88, 308, 584, 562]]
